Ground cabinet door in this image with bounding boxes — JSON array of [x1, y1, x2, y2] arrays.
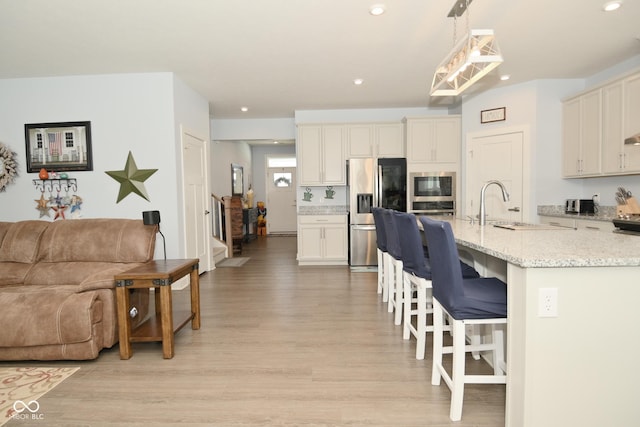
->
[[580, 90, 601, 175], [297, 125, 323, 185], [575, 219, 614, 232], [540, 216, 576, 229], [624, 73, 640, 171], [433, 118, 461, 163], [562, 98, 582, 177], [297, 225, 323, 260], [376, 123, 405, 158], [323, 224, 348, 260], [347, 125, 374, 158], [406, 119, 434, 162], [322, 125, 346, 185], [602, 82, 624, 173]]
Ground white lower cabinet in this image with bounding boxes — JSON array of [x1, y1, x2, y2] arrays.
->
[[297, 215, 348, 265], [540, 216, 614, 232]]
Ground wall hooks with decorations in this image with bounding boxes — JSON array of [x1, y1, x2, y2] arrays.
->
[[33, 177, 78, 193]]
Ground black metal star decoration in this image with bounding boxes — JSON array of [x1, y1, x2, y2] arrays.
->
[[105, 151, 158, 203]]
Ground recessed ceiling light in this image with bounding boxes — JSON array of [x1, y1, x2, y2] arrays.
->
[[500, 75, 511, 81], [602, 1, 622, 11], [354, 78, 364, 85], [240, 107, 248, 112], [273, 140, 279, 144], [369, 4, 385, 16]]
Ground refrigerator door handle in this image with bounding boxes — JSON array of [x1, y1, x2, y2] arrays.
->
[[351, 224, 376, 231]]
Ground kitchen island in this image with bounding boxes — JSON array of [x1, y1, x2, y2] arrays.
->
[[433, 218, 639, 427]]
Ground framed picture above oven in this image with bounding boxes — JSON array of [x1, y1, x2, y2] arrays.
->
[[24, 121, 93, 173]]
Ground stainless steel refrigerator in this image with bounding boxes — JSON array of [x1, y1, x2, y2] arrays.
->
[[348, 158, 407, 267]]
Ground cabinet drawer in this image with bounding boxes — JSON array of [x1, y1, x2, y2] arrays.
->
[[541, 217, 576, 229], [298, 215, 347, 225], [575, 219, 614, 232]]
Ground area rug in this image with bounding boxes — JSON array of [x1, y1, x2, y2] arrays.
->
[[216, 257, 250, 267], [1, 367, 79, 426]]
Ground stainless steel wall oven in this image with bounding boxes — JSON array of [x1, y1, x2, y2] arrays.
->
[[409, 171, 456, 215]]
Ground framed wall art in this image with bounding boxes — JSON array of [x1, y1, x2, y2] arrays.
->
[[25, 121, 93, 173], [480, 107, 506, 124]]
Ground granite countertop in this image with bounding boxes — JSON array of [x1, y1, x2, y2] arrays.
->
[[537, 205, 616, 222], [435, 217, 640, 268], [298, 205, 348, 215]]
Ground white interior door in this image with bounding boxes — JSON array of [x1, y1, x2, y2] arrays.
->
[[466, 131, 525, 222], [266, 166, 297, 234], [182, 128, 210, 273]]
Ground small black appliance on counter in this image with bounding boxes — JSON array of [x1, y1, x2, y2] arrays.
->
[[565, 199, 595, 214]]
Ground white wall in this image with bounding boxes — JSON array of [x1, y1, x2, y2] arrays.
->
[[294, 107, 448, 123], [0, 72, 210, 259], [210, 141, 251, 199], [211, 118, 295, 141], [461, 55, 640, 213], [172, 75, 212, 257]]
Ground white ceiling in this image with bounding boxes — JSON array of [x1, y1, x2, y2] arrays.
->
[[1, 0, 639, 119]]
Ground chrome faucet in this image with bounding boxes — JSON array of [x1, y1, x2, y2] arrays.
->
[[479, 180, 510, 226]]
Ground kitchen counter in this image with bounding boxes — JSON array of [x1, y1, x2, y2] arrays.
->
[[297, 205, 348, 215], [426, 217, 639, 427], [537, 204, 616, 222], [442, 217, 640, 268]]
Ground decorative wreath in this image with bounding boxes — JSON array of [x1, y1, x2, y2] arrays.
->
[[0, 142, 18, 192]]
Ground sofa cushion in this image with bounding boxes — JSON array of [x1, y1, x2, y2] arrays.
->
[[0, 220, 50, 263], [24, 261, 144, 291], [0, 287, 103, 347], [0, 222, 11, 245], [37, 218, 156, 263], [0, 263, 33, 286]]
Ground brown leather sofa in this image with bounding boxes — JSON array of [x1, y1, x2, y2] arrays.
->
[[0, 218, 155, 360]]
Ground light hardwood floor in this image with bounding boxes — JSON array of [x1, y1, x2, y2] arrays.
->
[[5, 236, 505, 426]]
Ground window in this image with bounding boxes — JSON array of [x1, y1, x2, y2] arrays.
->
[[65, 131, 74, 148], [36, 133, 43, 149], [268, 157, 296, 168]]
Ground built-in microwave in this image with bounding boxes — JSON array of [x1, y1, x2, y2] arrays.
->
[[409, 171, 456, 215]]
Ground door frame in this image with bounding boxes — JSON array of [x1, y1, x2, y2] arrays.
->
[[180, 125, 211, 272], [464, 125, 532, 222], [264, 155, 298, 234]]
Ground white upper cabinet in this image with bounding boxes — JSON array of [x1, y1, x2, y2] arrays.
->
[[297, 124, 346, 186], [602, 81, 625, 173], [347, 124, 375, 158], [346, 123, 404, 158], [563, 70, 640, 178], [623, 73, 640, 172], [562, 90, 601, 177], [405, 116, 460, 164]]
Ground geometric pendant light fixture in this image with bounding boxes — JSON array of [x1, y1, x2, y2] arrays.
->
[[430, 0, 503, 96]]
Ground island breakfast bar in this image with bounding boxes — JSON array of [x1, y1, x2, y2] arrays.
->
[[430, 218, 640, 427]]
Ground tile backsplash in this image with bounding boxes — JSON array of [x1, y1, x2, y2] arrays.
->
[[297, 185, 347, 207]]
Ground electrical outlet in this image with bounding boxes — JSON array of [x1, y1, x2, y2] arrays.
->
[[538, 288, 558, 317]]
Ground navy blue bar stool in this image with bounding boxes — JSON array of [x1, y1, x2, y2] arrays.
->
[[381, 208, 403, 322], [371, 207, 388, 301], [420, 216, 507, 422]]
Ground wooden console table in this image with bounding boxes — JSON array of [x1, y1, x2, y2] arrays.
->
[[114, 259, 200, 359]]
